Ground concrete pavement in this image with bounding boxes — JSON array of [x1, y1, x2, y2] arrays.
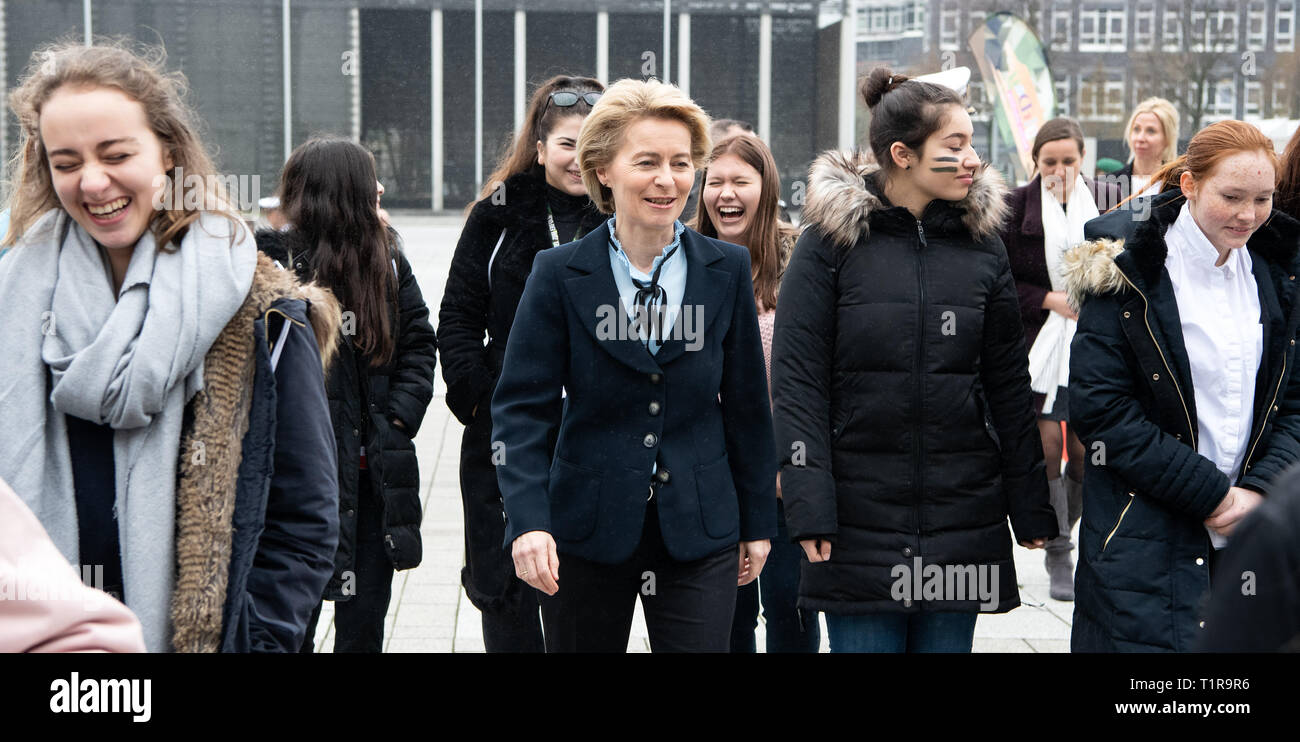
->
[[308, 213, 1075, 653]]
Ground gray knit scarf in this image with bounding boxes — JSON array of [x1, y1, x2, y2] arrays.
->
[[0, 209, 256, 652]]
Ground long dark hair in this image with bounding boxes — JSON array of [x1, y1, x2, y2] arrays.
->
[[278, 137, 395, 366], [692, 134, 795, 312], [470, 73, 604, 209]]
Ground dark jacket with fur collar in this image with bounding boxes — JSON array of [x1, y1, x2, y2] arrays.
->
[[772, 151, 1057, 616], [172, 253, 341, 652], [257, 227, 437, 601], [1063, 189, 1300, 652]]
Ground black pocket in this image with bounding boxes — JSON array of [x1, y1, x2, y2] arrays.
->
[[547, 457, 602, 541], [695, 454, 740, 539]]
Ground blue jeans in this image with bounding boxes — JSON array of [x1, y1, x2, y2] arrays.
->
[[730, 499, 820, 653], [824, 611, 977, 653]]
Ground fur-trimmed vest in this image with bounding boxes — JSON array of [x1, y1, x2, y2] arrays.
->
[[772, 150, 1056, 616], [171, 253, 340, 652]]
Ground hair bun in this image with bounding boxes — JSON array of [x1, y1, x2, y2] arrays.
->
[[860, 67, 908, 109]]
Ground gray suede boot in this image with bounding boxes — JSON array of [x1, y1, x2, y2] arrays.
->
[[1065, 475, 1083, 534], [1044, 477, 1075, 601]]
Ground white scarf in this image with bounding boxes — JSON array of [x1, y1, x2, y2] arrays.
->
[[0, 209, 256, 651], [1027, 175, 1099, 413]]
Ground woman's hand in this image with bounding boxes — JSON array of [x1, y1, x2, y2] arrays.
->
[[1019, 538, 1048, 550], [1205, 486, 1264, 538], [512, 530, 559, 595], [800, 539, 832, 562], [1041, 291, 1078, 320], [738, 540, 771, 586]]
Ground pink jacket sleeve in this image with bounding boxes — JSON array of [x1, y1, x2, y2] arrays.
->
[[0, 477, 145, 653]]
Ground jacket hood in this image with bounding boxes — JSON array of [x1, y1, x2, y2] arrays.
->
[[802, 149, 1010, 249], [1062, 191, 1300, 310], [247, 249, 341, 372]]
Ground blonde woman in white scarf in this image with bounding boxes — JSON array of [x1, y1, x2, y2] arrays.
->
[[999, 118, 1120, 600]]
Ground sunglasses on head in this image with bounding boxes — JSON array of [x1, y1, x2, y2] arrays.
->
[[543, 90, 601, 115]]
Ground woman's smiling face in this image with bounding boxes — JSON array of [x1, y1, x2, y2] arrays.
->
[[703, 152, 763, 244], [40, 85, 171, 249], [596, 116, 695, 231]]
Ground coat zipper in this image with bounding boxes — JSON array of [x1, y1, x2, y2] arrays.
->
[[1239, 352, 1288, 482], [1113, 267, 1197, 449], [913, 220, 927, 540], [1102, 493, 1134, 551]]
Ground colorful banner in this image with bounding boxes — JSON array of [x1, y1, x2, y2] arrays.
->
[[968, 12, 1056, 180]]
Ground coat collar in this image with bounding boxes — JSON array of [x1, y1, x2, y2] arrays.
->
[[562, 221, 731, 373], [801, 149, 1010, 249]]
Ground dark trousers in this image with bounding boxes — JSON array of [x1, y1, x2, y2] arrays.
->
[[538, 502, 737, 652], [459, 408, 545, 653], [730, 499, 820, 653], [300, 470, 393, 653]]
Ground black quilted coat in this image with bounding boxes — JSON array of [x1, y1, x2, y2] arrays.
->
[[772, 151, 1056, 616]]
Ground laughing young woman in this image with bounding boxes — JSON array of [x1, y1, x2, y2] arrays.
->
[[0, 42, 340, 653], [692, 133, 815, 653]]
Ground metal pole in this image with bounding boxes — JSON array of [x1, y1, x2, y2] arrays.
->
[[283, 0, 292, 161], [663, 0, 671, 83], [475, 0, 483, 191]]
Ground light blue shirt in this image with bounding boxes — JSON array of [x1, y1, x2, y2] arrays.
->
[[607, 216, 688, 355]]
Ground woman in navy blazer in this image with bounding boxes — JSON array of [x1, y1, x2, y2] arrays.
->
[[491, 79, 777, 652]]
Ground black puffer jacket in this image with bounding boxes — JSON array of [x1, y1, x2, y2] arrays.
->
[[1064, 192, 1300, 652], [772, 151, 1057, 615], [257, 227, 437, 600]]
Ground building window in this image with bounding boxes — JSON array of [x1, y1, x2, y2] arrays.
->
[[1079, 71, 1126, 121], [1247, 3, 1267, 49], [1279, 2, 1296, 52], [1135, 4, 1156, 51], [1163, 3, 1183, 51], [1189, 9, 1236, 51], [904, 2, 926, 35], [1054, 75, 1072, 116], [969, 9, 987, 38], [1245, 80, 1263, 117], [1079, 5, 1127, 52], [1051, 9, 1072, 51], [1274, 78, 1292, 115], [940, 2, 960, 51], [1198, 78, 1237, 121]]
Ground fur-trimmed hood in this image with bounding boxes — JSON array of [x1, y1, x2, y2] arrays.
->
[[801, 149, 1010, 249], [244, 250, 340, 371], [1062, 191, 1300, 311]]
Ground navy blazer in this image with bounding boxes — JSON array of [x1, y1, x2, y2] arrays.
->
[[491, 221, 778, 564]]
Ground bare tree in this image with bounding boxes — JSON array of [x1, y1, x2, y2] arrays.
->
[[1134, 0, 1239, 133]]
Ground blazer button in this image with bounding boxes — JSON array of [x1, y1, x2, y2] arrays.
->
[[649, 373, 662, 383], [902, 546, 913, 557], [643, 433, 658, 447], [1196, 557, 1205, 566], [657, 469, 671, 483], [1152, 373, 1160, 381], [345, 509, 355, 518], [353, 428, 360, 437], [648, 401, 662, 415]]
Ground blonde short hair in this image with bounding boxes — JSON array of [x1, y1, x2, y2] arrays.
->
[[577, 78, 712, 214], [1124, 97, 1180, 167]]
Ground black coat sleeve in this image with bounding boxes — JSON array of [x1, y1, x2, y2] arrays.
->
[[438, 204, 501, 425], [771, 229, 839, 542], [1069, 291, 1230, 518], [719, 248, 778, 542], [387, 247, 438, 436], [246, 304, 340, 653], [980, 246, 1057, 542]]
